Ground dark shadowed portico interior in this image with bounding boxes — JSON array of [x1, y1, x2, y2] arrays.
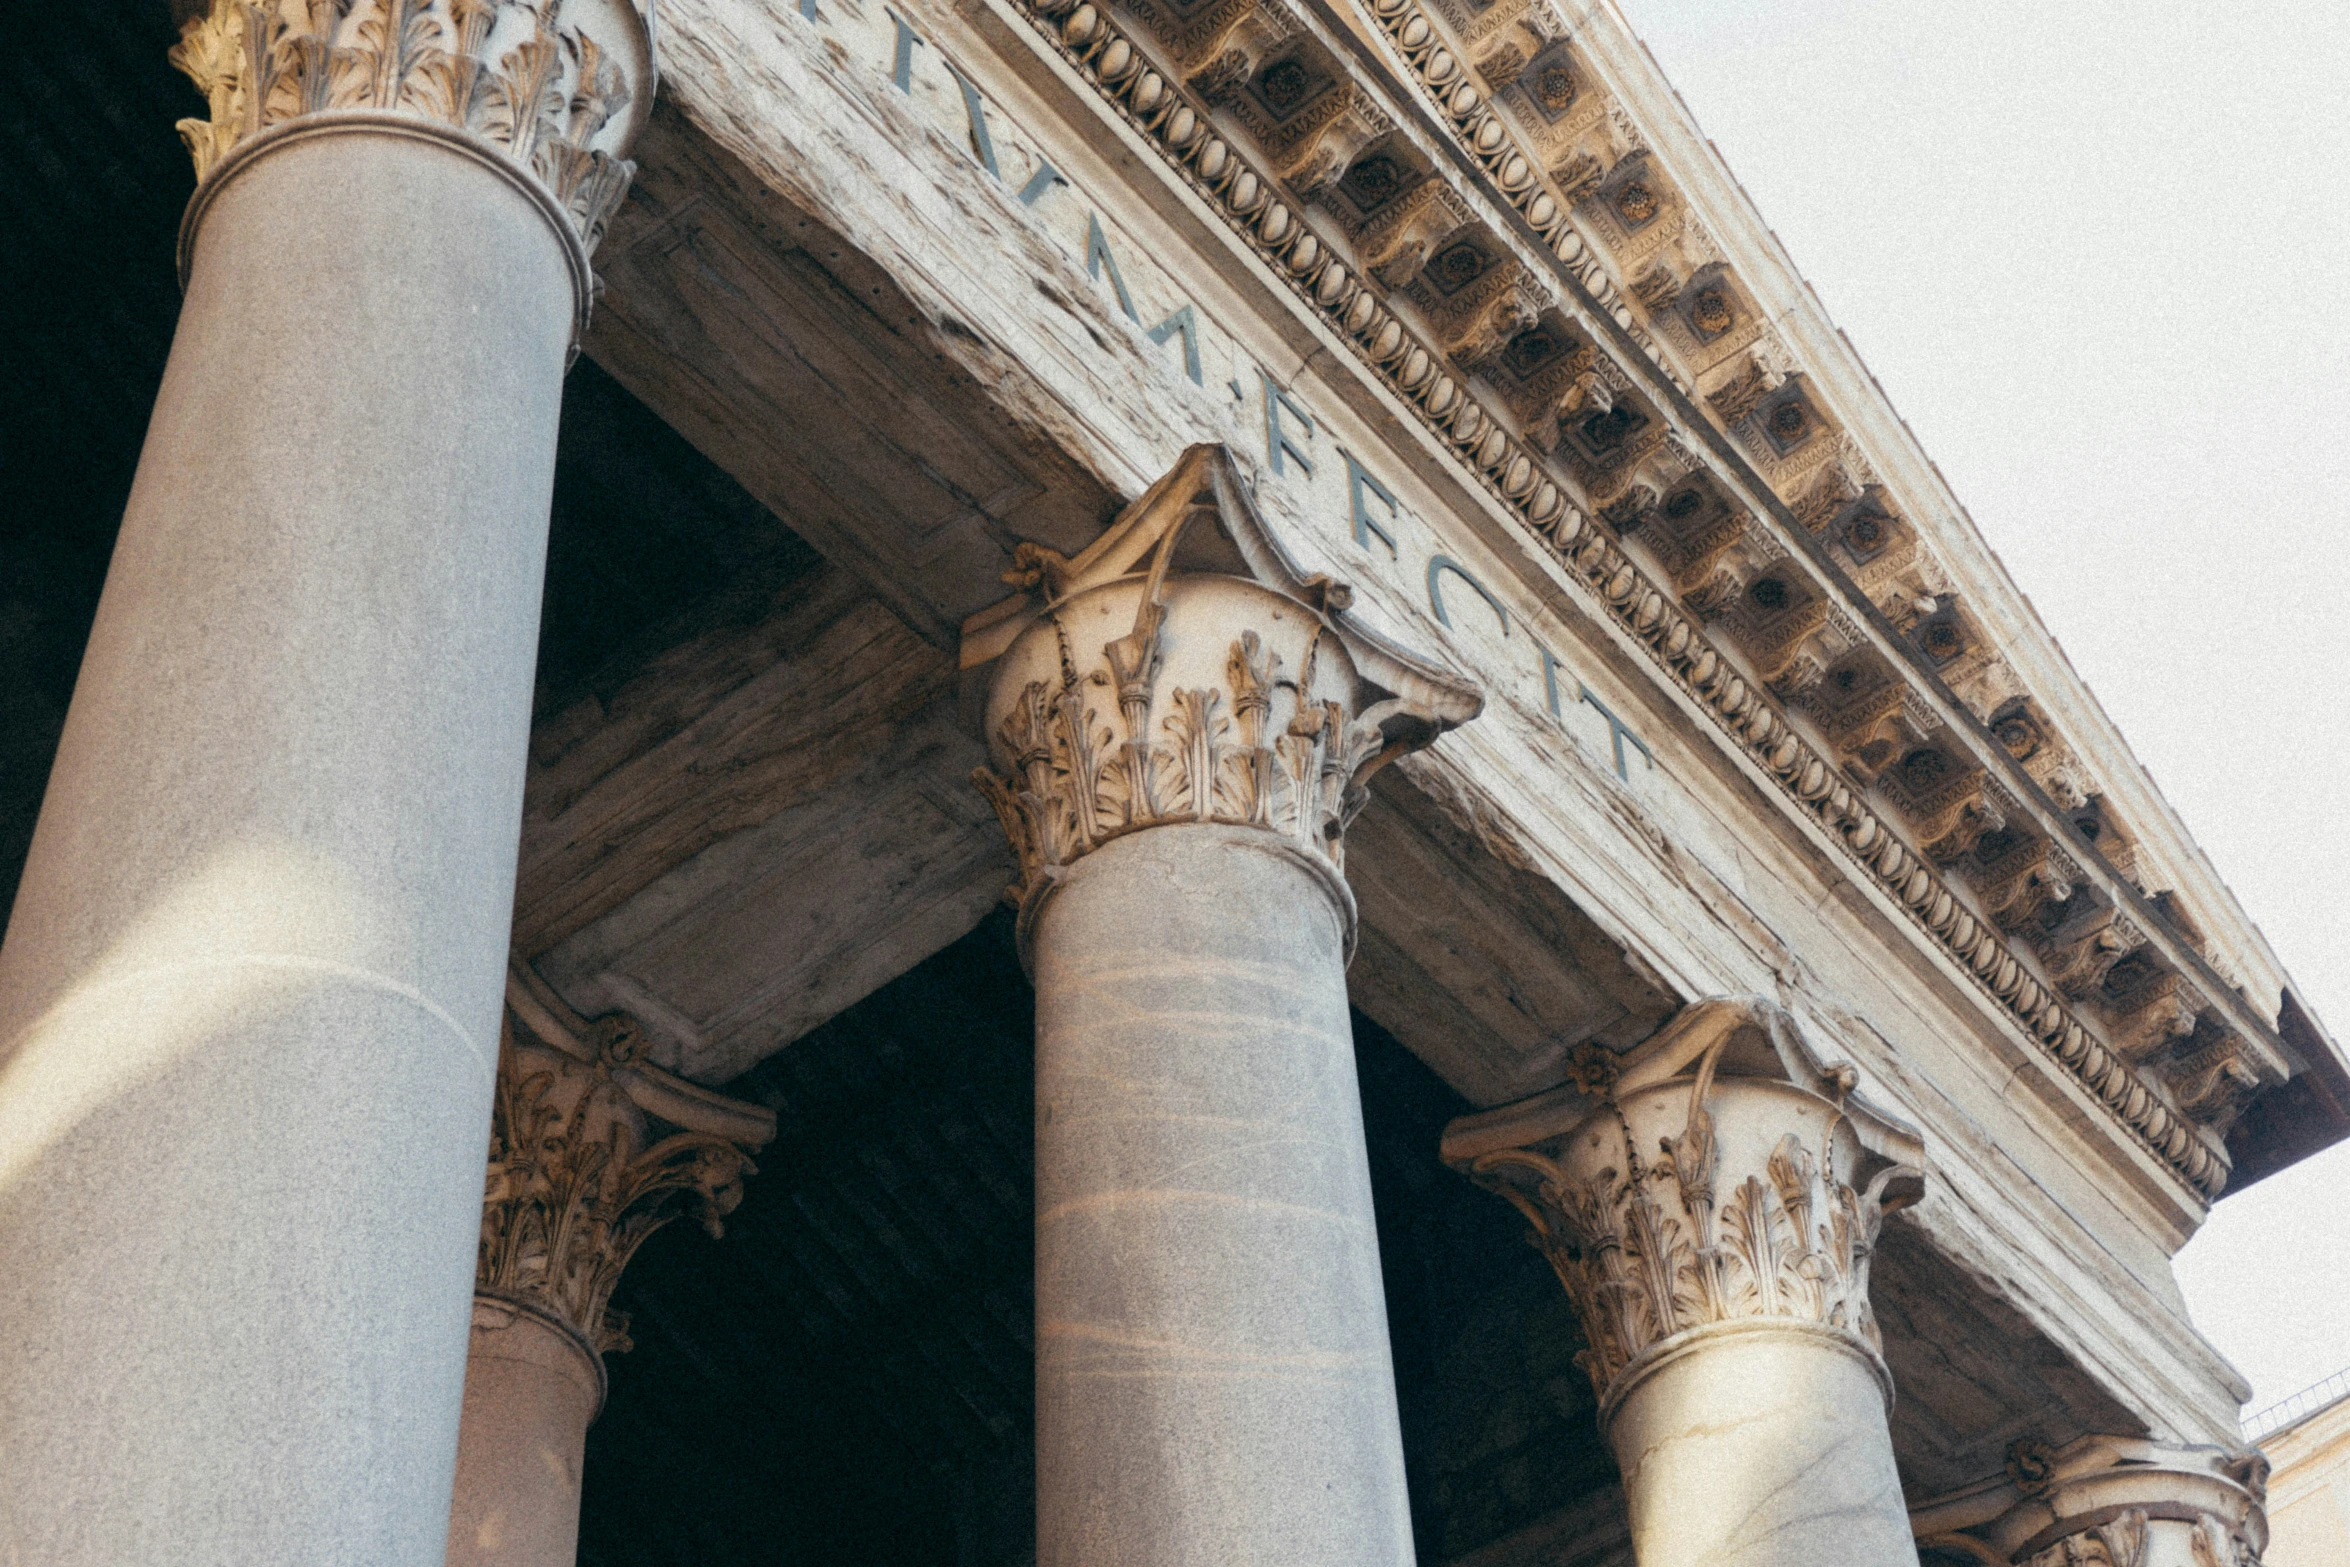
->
[[575, 911, 1619, 1567]]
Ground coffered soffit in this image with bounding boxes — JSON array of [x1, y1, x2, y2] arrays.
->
[[948, 0, 2334, 1197]]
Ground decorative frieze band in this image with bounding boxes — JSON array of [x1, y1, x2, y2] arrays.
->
[[1004, 0, 2240, 1197], [170, 0, 648, 282]]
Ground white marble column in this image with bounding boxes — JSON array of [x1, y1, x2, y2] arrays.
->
[[964, 446, 1481, 1567], [0, 5, 647, 1561], [1443, 998, 1929, 1567], [447, 970, 772, 1567], [1911, 1435, 2270, 1567]]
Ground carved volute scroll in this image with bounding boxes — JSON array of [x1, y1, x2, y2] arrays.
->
[[169, 0, 651, 294], [479, 963, 775, 1387], [1911, 1435, 2270, 1567], [1441, 997, 1926, 1416], [961, 444, 1482, 938]]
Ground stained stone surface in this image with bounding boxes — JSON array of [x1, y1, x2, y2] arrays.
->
[[448, 1308, 605, 1567], [1607, 1326, 1915, 1567], [1028, 825, 1415, 1567]]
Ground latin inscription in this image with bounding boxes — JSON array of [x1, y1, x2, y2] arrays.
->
[[794, 0, 1655, 786]]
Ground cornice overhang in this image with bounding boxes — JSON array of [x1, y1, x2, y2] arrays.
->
[[1292, 0, 2293, 1067], [980, 0, 2324, 1200]]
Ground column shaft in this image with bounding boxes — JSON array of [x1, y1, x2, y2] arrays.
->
[[1032, 825, 1414, 1567], [443, 986, 771, 1567], [967, 446, 1478, 1567], [447, 1306, 603, 1567], [0, 133, 571, 1562], [1609, 1324, 1912, 1566]]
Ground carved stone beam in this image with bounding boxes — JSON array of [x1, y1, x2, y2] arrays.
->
[[1876, 751, 1992, 861], [2043, 902, 2140, 1000], [1355, 182, 1474, 287], [1973, 832, 2065, 934], [1653, 513, 1748, 612], [1261, 82, 1391, 197], [1745, 599, 1831, 692], [1705, 356, 1776, 428], [0, 3, 652, 1558], [2104, 966, 2210, 1063], [963, 444, 1480, 1567], [1415, 256, 1552, 373], [2165, 1032, 2264, 1131], [1166, 0, 1296, 98], [1911, 1435, 2269, 1567], [450, 962, 775, 1567], [1444, 997, 1927, 1567], [1551, 148, 1604, 205]]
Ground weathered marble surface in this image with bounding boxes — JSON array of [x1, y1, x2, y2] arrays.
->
[[1030, 827, 1413, 1567], [447, 1306, 603, 1567]]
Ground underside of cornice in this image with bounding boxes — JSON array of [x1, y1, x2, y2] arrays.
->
[[999, 0, 2327, 1200]]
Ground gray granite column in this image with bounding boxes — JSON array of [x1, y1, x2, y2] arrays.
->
[[964, 446, 1482, 1567], [0, 5, 647, 1562], [448, 976, 771, 1567], [1444, 998, 1929, 1567]]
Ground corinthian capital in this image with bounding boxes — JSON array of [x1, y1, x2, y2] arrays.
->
[[1912, 1435, 2269, 1567], [170, 0, 651, 267], [1442, 997, 1925, 1415], [479, 964, 774, 1365], [961, 444, 1482, 934]]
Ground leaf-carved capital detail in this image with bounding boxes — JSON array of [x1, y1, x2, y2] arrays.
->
[[964, 446, 1480, 926], [1926, 1434, 2272, 1567], [479, 967, 774, 1364], [1443, 997, 1925, 1413], [170, 0, 648, 260]]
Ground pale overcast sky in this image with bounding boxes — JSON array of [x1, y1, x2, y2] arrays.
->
[[1606, 0, 2350, 1416]]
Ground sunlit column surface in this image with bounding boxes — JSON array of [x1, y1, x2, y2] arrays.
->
[[0, 3, 646, 1560], [964, 447, 1481, 1567], [1444, 998, 1928, 1567]]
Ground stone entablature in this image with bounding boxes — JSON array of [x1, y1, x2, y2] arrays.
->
[[991, 0, 2274, 1195], [1150, 0, 2270, 1061]]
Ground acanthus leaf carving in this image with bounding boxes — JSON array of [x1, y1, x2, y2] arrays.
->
[[968, 446, 1481, 918], [170, 0, 640, 259], [2022, 1509, 2149, 1567], [479, 985, 771, 1361], [1445, 998, 1922, 1407]]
